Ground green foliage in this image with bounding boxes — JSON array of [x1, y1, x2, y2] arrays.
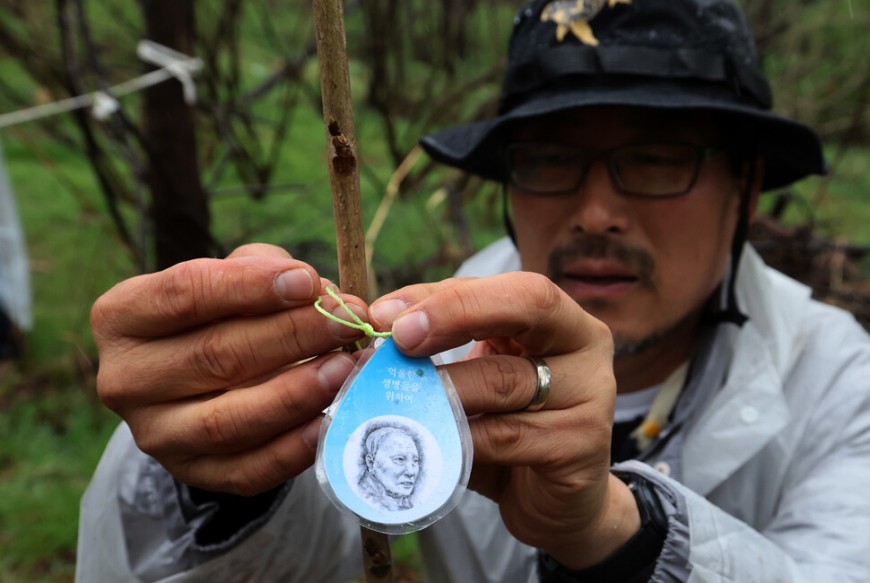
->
[[737, 0, 870, 141], [761, 146, 870, 246]]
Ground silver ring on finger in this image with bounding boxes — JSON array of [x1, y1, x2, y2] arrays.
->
[[523, 356, 551, 412]]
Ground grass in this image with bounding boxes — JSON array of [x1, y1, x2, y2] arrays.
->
[[0, 126, 126, 581], [0, 122, 134, 581], [0, 367, 118, 583]]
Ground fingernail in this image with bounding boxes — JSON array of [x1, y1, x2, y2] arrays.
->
[[393, 311, 429, 350], [301, 418, 322, 449], [318, 354, 354, 393], [370, 298, 409, 327], [275, 269, 313, 301], [329, 305, 367, 339]]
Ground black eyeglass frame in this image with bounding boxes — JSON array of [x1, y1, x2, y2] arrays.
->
[[505, 142, 725, 198]]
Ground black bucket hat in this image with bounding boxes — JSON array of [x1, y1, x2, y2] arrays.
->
[[420, 0, 827, 192]]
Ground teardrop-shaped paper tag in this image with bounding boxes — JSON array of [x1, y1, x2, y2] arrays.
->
[[315, 337, 472, 534]]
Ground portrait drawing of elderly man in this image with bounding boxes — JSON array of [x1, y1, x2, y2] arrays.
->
[[355, 421, 424, 511]]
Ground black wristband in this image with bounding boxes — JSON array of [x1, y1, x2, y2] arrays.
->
[[176, 481, 291, 552], [537, 474, 668, 583]]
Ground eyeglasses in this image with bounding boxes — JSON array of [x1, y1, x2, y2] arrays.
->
[[506, 142, 724, 197]]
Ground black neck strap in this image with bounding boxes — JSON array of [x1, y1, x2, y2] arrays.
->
[[706, 160, 756, 327], [502, 184, 518, 246]]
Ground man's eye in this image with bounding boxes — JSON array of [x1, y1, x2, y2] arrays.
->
[[627, 148, 692, 166], [651, 155, 684, 164], [536, 151, 573, 165], [515, 146, 571, 162]]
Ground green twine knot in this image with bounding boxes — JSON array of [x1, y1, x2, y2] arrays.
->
[[314, 286, 392, 339]]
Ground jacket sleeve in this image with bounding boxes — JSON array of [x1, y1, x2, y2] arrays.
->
[[614, 363, 870, 583], [76, 423, 363, 583]]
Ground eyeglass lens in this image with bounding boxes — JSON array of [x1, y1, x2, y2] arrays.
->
[[508, 143, 706, 197]]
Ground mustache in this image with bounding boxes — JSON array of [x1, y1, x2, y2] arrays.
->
[[546, 235, 655, 283]]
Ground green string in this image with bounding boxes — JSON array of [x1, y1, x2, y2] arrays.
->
[[314, 286, 392, 339]]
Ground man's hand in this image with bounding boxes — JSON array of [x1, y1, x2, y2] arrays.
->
[[369, 273, 640, 569], [91, 244, 367, 495]]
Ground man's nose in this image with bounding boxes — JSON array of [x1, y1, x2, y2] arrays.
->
[[568, 160, 631, 235]]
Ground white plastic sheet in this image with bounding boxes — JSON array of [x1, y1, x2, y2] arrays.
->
[[0, 136, 32, 330]]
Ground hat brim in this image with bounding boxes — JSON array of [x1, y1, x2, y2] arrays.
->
[[420, 79, 826, 192]]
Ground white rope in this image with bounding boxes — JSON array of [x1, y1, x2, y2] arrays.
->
[[0, 40, 203, 130], [136, 40, 202, 105], [91, 91, 120, 121]]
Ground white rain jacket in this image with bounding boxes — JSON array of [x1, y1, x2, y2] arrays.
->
[[76, 239, 870, 582]]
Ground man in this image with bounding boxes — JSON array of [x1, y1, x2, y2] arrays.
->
[[356, 424, 422, 511], [77, 0, 870, 581]]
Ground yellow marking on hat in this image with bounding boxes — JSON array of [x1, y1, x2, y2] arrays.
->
[[540, 0, 632, 46]]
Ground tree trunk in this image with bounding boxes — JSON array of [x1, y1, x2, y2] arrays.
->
[[140, 0, 213, 270]]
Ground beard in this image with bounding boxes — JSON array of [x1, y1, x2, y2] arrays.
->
[[612, 328, 669, 357]]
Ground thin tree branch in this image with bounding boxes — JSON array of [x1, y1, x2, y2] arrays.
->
[[55, 0, 140, 263], [312, 0, 392, 581], [73, 0, 150, 272]]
